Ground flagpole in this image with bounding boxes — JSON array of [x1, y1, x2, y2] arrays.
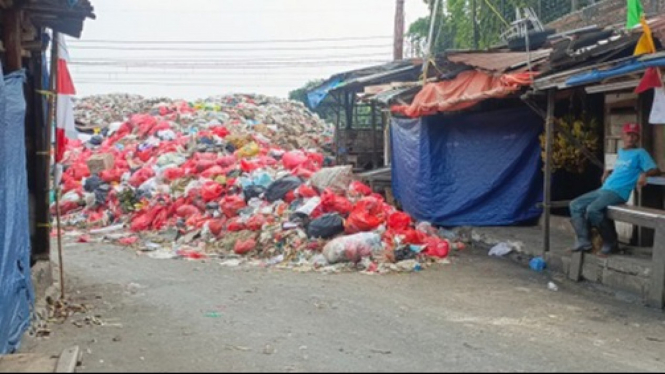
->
[[49, 30, 65, 300]]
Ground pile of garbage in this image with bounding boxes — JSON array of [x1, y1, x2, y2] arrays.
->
[[55, 93, 465, 274]]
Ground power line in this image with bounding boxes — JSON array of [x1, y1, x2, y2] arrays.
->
[[75, 81, 303, 87], [67, 60, 391, 69], [66, 35, 394, 45], [65, 52, 392, 63], [67, 44, 393, 52]]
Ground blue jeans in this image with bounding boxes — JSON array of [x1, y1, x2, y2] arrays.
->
[[570, 189, 626, 227]]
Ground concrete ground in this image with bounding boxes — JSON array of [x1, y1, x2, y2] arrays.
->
[[18, 239, 665, 373]]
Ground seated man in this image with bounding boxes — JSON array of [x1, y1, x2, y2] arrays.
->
[[570, 123, 660, 256]]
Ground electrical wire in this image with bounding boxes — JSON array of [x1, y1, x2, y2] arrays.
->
[[66, 35, 394, 45], [67, 44, 394, 52]]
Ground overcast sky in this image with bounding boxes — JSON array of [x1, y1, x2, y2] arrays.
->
[[66, 0, 430, 101]]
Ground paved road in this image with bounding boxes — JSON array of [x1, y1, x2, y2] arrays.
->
[[21, 241, 665, 372]]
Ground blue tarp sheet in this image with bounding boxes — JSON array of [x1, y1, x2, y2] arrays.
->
[[566, 56, 665, 87], [391, 107, 544, 226], [0, 68, 34, 354], [307, 77, 343, 109]]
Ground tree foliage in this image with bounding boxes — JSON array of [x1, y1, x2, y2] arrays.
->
[[407, 0, 595, 54], [288, 79, 324, 108]]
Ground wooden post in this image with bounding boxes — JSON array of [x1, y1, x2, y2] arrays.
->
[[543, 89, 555, 256], [3, 9, 22, 72], [27, 37, 51, 261], [371, 102, 378, 170], [334, 93, 341, 165]]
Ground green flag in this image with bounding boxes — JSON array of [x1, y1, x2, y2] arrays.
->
[[627, 0, 644, 28]]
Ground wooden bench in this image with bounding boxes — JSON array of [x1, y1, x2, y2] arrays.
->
[[569, 205, 665, 309]]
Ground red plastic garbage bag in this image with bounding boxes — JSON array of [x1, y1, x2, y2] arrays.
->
[[344, 196, 386, 234], [136, 148, 153, 163], [132, 114, 158, 137], [151, 206, 168, 230], [386, 228, 426, 245], [77, 234, 91, 243], [295, 184, 318, 198], [201, 165, 225, 179], [196, 159, 216, 172], [69, 162, 90, 180], [176, 204, 200, 218], [321, 190, 352, 215], [201, 181, 224, 202], [59, 200, 80, 215], [148, 121, 171, 136], [130, 213, 152, 232], [246, 215, 265, 231], [282, 151, 308, 170], [119, 236, 139, 246], [388, 211, 412, 231], [100, 169, 125, 184], [208, 219, 225, 237], [423, 237, 449, 259], [163, 167, 185, 182], [293, 165, 315, 179], [240, 159, 260, 173], [185, 214, 207, 228], [283, 190, 296, 204], [349, 181, 373, 197], [128, 167, 154, 188], [211, 126, 230, 138], [61, 179, 80, 194], [234, 239, 256, 255], [221, 195, 246, 217], [307, 152, 324, 167], [345, 209, 382, 234], [217, 155, 236, 168], [227, 217, 246, 232]]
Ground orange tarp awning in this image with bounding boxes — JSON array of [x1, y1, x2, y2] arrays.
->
[[391, 70, 535, 118]]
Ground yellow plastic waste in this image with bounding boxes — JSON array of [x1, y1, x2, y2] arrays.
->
[[214, 175, 227, 185], [236, 141, 260, 159]]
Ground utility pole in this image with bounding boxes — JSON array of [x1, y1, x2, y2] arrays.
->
[[571, 0, 579, 11], [394, 0, 405, 60]]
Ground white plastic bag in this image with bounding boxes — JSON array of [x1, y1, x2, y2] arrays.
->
[[323, 232, 383, 264], [310, 165, 353, 194], [488, 242, 513, 257]]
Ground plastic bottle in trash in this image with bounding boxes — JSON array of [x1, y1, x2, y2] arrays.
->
[[529, 257, 546, 272]]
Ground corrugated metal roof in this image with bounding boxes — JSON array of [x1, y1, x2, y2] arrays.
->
[[446, 49, 552, 72], [23, 0, 96, 38]]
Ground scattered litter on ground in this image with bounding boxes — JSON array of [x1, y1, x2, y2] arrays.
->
[[548, 281, 559, 292], [488, 242, 513, 257]]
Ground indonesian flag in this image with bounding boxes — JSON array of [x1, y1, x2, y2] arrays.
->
[[55, 34, 76, 163]]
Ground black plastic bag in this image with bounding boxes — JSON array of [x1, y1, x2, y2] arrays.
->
[[243, 185, 266, 202], [84, 174, 103, 193], [265, 176, 303, 202], [307, 213, 344, 239]]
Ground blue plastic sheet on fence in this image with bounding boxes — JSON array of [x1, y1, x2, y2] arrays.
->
[[390, 107, 544, 227], [0, 68, 34, 354], [565, 56, 665, 87]]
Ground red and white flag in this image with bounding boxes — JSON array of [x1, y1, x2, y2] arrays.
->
[[55, 34, 76, 163]]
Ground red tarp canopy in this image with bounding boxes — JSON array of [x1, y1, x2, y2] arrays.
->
[[391, 70, 535, 118]]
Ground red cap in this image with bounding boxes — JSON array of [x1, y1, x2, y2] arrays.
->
[[623, 123, 641, 135]]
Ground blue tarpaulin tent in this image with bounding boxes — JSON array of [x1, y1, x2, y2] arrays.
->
[[390, 107, 544, 226], [0, 67, 34, 354]]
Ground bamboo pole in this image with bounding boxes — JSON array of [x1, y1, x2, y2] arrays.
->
[[48, 31, 65, 300]]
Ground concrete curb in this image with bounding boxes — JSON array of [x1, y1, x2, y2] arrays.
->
[[55, 346, 81, 373]]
